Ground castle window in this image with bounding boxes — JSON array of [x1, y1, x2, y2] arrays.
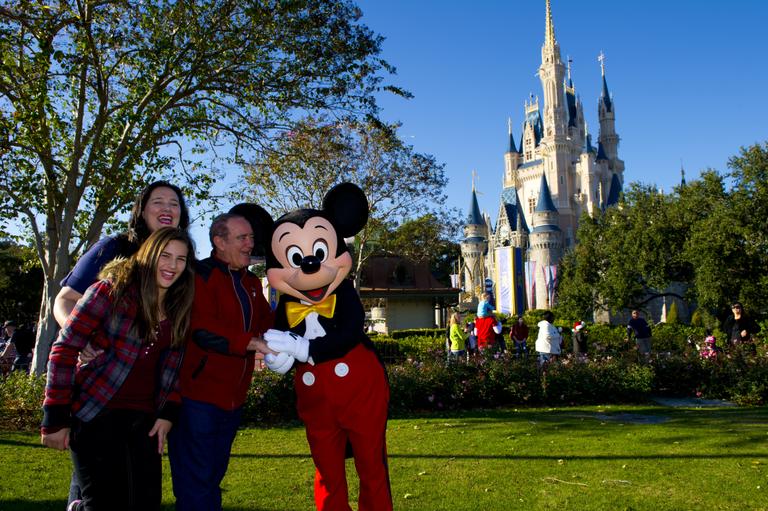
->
[[528, 197, 536, 214]]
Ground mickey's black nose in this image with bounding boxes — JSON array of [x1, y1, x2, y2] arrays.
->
[[301, 256, 321, 274]]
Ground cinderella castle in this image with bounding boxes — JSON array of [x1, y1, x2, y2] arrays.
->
[[460, 0, 624, 314]]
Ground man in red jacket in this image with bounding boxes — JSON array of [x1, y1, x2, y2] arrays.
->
[[169, 213, 273, 511]]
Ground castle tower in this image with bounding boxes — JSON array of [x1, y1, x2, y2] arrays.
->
[[503, 118, 521, 188], [529, 174, 562, 308], [597, 52, 619, 162], [539, 0, 567, 140], [538, 0, 573, 237], [465, 0, 625, 313], [460, 184, 488, 303]]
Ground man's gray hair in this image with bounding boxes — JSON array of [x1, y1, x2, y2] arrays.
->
[[209, 213, 244, 247]]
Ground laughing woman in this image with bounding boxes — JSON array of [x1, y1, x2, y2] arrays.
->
[[41, 227, 195, 511]]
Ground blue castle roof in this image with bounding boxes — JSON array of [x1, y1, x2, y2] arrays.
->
[[525, 108, 544, 146], [508, 131, 518, 154], [601, 73, 613, 112], [605, 173, 622, 207], [566, 84, 578, 128], [500, 187, 529, 233], [534, 173, 557, 213], [467, 187, 484, 226], [532, 224, 561, 233], [584, 133, 595, 154], [520, 158, 543, 169], [596, 140, 608, 161]]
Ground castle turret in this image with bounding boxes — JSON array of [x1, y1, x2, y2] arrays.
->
[[539, 0, 567, 140], [521, 97, 543, 162], [461, 184, 488, 302], [529, 173, 562, 308], [605, 173, 622, 207], [503, 118, 521, 188], [597, 52, 619, 162], [538, 0, 571, 219]]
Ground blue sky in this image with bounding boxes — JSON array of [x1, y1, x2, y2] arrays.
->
[[355, 0, 768, 221], [13, 1, 766, 257]]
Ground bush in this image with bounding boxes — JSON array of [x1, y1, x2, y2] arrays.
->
[[0, 372, 45, 430], [651, 354, 708, 396], [243, 368, 297, 425], [371, 335, 444, 364], [3, 341, 767, 433], [543, 356, 653, 404], [388, 328, 445, 340]]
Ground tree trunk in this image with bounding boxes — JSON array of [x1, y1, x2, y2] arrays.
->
[[31, 278, 61, 376]]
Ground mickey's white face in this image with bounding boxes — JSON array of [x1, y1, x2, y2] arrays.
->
[[267, 216, 352, 304]]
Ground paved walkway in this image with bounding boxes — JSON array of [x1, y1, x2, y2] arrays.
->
[[650, 396, 736, 408]]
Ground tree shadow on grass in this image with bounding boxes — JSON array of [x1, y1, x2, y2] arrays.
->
[[0, 501, 291, 511], [0, 437, 45, 448], [229, 451, 766, 461], [0, 500, 65, 511]]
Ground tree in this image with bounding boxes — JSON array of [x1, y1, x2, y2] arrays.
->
[[666, 300, 679, 324], [557, 184, 689, 317], [376, 213, 461, 286], [723, 143, 768, 312], [0, 239, 42, 323], [244, 116, 450, 282], [0, 0, 402, 373], [557, 142, 768, 321]]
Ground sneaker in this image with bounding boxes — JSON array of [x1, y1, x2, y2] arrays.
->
[[67, 500, 82, 511]]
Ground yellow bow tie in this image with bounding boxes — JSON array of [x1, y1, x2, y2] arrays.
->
[[285, 295, 337, 328]]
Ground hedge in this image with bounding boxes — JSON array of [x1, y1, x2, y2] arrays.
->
[[4, 347, 767, 431]]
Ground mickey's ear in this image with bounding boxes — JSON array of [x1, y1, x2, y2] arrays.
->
[[228, 203, 274, 257], [322, 182, 369, 237]]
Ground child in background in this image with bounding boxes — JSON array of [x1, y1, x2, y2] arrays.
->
[[466, 319, 478, 355], [476, 292, 494, 318], [699, 329, 719, 360]]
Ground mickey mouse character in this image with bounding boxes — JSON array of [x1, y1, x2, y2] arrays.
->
[[243, 183, 392, 511]]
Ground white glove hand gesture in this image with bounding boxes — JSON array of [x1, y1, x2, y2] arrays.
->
[[264, 329, 310, 363], [265, 352, 295, 374]]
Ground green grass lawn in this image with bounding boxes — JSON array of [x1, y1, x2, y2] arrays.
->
[[2, 405, 767, 510]]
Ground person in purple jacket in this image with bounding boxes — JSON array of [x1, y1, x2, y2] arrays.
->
[[52, 180, 189, 510], [54, 181, 190, 327]]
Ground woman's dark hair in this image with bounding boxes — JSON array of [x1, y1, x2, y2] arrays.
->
[[127, 181, 190, 243], [542, 311, 555, 323]]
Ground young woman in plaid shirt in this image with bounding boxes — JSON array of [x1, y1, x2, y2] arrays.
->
[[42, 227, 195, 511]]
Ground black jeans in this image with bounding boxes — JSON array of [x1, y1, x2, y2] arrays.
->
[[70, 409, 161, 511]]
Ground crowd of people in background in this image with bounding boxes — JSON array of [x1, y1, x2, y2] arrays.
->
[[443, 300, 763, 369]]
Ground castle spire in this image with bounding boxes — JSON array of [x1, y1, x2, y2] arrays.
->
[[507, 117, 518, 153], [545, 0, 556, 47], [535, 173, 557, 213], [605, 173, 622, 207], [468, 175, 484, 226], [598, 51, 612, 112]]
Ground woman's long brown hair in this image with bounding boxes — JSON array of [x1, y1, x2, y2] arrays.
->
[[100, 228, 195, 348]]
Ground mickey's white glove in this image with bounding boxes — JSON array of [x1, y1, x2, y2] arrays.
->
[[265, 352, 295, 374], [264, 329, 310, 363]]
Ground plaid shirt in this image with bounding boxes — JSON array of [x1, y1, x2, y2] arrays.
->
[[42, 280, 183, 429]]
